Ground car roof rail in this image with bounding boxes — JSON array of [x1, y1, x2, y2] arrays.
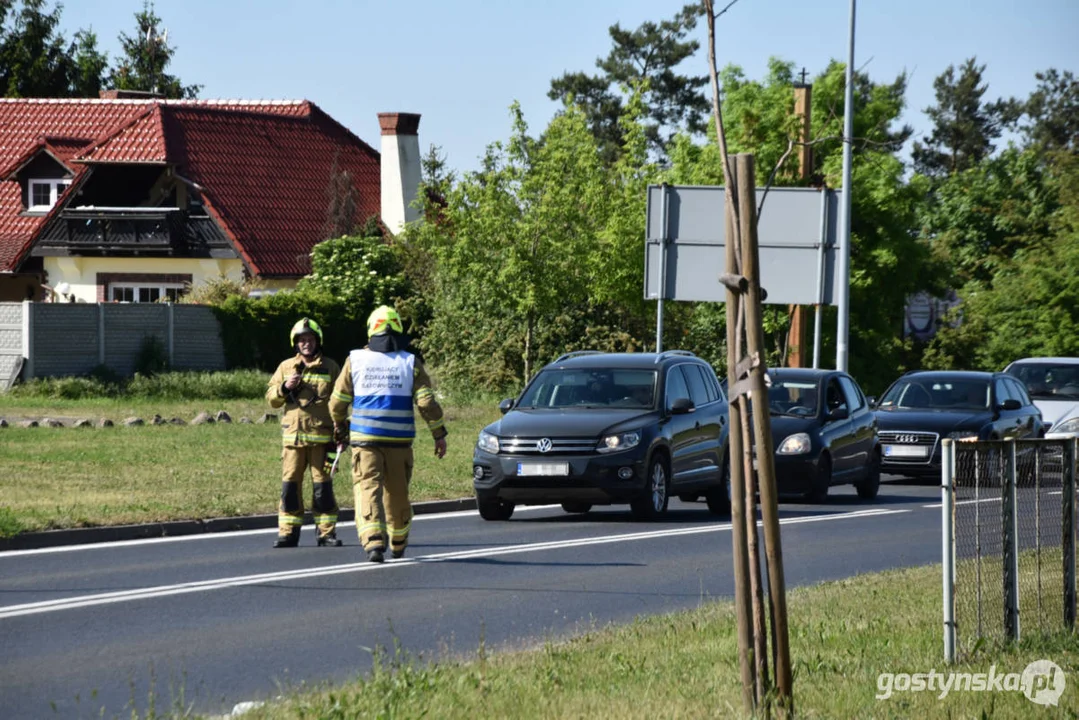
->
[[655, 349, 697, 364], [554, 350, 604, 363]]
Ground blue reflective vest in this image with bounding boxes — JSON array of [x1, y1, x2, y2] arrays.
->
[[348, 349, 416, 444]]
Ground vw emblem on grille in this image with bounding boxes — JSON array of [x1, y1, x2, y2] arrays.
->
[[536, 438, 553, 453]]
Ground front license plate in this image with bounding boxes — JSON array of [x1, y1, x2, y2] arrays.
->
[[517, 462, 570, 477], [883, 444, 928, 458]]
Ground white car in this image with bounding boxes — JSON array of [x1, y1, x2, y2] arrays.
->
[[1003, 357, 1079, 439]]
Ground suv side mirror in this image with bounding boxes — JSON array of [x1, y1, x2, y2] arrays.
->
[[670, 397, 695, 415], [828, 406, 849, 421], [498, 398, 515, 414], [998, 398, 1022, 411], [866, 396, 877, 409]]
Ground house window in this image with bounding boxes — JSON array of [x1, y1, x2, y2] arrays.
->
[[109, 282, 186, 303], [28, 179, 71, 211]]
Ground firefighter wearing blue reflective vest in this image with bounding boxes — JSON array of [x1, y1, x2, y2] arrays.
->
[[266, 318, 343, 548], [329, 305, 447, 563]]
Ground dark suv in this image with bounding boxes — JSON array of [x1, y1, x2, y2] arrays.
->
[[472, 350, 731, 520]]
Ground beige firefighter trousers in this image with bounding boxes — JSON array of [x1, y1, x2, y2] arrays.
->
[[351, 445, 414, 553], [279, 445, 338, 539]]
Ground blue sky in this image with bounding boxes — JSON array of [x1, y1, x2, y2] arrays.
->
[[62, 0, 1078, 174]]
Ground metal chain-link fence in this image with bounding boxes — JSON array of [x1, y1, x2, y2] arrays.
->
[[948, 439, 1077, 660]]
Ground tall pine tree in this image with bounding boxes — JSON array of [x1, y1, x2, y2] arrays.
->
[[108, 1, 199, 99], [548, 3, 708, 162], [912, 57, 1019, 176]]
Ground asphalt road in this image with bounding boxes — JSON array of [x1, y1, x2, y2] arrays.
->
[[1, 478, 956, 719]]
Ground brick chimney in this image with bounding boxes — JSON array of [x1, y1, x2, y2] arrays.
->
[[378, 112, 422, 235]]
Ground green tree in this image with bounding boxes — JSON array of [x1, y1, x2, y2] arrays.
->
[[70, 28, 107, 96], [108, 1, 199, 98], [406, 97, 658, 391], [548, 3, 707, 162], [912, 58, 1020, 177], [917, 147, 1058, 288], [669, 59, 936, 392], [0, 0, 92, 97], [923, 152, 1079, 369], [296, 220, 411, 312], [1019, 68, 1079, 154]]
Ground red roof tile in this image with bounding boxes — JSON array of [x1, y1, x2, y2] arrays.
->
[[163, 105, 380, 277], [0, 98, 372, 276], [75, 105, 167, 163]]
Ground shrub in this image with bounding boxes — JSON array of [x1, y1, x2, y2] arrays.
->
[[134, 335, 169, 376], [212, 290, 380, 371], [10, 370, 267, 400]]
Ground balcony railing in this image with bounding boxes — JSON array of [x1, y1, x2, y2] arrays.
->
[[37, 207, 229, 256]]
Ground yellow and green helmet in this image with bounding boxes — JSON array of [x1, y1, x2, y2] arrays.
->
[[289, 317, 323, 346], [367, 305, 403, 336]]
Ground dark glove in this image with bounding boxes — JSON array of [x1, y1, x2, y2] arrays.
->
[[334, 423, 349, 446]]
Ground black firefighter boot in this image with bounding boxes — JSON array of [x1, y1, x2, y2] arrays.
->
[[317, 532, 342, 547], [273, 527, 300, 548]]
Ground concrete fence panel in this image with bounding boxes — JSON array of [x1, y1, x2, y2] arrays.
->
[[0, 302, 23, 389], [0, 301, 230, 384], [103, 304, 169, 377], [172, 305, 226, 371], [33, 303, 99, 377]]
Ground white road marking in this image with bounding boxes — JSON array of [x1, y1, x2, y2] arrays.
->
[[0, 504, 564, 557], [0, 507, 907, 620], [923, 489, 1064, 508]]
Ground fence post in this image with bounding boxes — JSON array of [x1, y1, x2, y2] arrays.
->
[[942, 438, 956, 663], [1064, 438, 1077, 631], [21, 300, 34, 380], [1003, 440, 1020, 642], [167, 303, 175, 368], [97, 303, 106, 365]]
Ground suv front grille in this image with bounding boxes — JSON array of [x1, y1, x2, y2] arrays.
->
[[500, 437, 597, 455]]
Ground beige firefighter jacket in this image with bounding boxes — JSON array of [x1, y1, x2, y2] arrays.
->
[[266, 352, 341, 447]]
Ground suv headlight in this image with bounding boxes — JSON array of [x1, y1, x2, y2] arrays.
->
[[597, 431, 641, 453], [947, 431, 979, 441], [1050, 417, 1079, 435], [477, 431, 500, 454], [777, 433, 811, 455]]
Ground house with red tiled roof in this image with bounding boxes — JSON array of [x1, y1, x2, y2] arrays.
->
[[0, 92, 422, 302]]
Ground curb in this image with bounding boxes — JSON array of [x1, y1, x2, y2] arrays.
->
[[0, 497, 477, 552]]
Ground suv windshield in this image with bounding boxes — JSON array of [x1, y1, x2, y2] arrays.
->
[[1006, 362, 1079, 400], [517, 368, 657, 409], [879, 379, 989, 410], [768, 380, 818, 416]]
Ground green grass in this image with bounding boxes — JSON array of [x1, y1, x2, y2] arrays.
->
[[6, 369, 270, 400], [0, 397, 500, 536], [219, 563, 1079, 719]]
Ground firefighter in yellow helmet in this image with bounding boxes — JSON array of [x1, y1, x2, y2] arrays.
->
[[266, 318, 343, 548], [329, 305, 447, 563]]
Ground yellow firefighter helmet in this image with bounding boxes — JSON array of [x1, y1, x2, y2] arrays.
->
[[367, 305, 403, 336], [289, 317, 323, 346]]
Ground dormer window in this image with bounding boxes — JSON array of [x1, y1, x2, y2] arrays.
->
[[28, 179, 71, 211]]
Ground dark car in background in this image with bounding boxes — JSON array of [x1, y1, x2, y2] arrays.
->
[[472, 350, 731, 521], [1003, 357, 1079, 439], [874, 370, 1042, 478], [764, 368, 880, 502]]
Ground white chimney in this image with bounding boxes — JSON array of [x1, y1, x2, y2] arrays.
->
[[378, 112, 422, 235]]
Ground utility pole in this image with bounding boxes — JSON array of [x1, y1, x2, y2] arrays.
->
[[836, 0, 856, 372], [788, 68, 813, 368]]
